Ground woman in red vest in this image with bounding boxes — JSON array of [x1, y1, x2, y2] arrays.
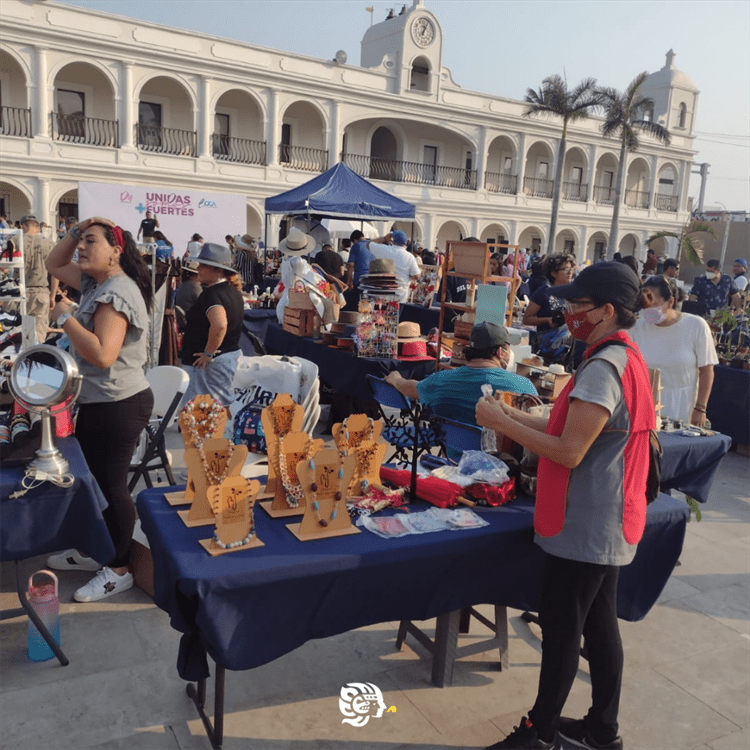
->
[[476, 262, 654, 750]]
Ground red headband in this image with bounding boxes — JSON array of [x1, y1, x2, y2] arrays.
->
[[112, 225, 125, 250]]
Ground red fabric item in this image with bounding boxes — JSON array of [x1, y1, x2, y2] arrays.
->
[[379, 466, 465, 508], [534, 330, 654, 542], [465, 480, 516, 507]]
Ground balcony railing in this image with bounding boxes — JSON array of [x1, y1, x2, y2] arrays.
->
[[485, 171, 518, 194], [212, 133, 266, 165], [342, 153, 477, 190], [135, 123, 196, 157], [624, 189, 650, 209], [523, 176, 554, 198], [593, 185, 616, 205], [51, 112, 119, 147], [0, 106, 32, 138], [279, 144, 328, 172], [654, 193, 678, 212], [562, 181, 588, 202]]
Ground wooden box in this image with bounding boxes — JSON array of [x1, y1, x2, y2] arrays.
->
[[283, 307, 315, 337], [130, 521, 154, 598], [515, 362, 571, 401]]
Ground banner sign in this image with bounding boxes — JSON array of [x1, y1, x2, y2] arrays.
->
[[78, 182, 246, 257]]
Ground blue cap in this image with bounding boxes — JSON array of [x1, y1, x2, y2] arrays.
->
[[392, 230, 408, 246], [735, 258, 747, 268]]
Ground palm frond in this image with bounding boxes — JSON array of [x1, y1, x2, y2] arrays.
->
[[632, 119, 671, 145], [624, 72, 649, 107], [646, 231, 680, 244], [683, 237, 704, 265], [687, 221, 717, 239]]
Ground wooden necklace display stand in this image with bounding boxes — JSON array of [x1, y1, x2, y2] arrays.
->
[[259, 394, 304, 500], [165, 393, 227, 507], [287, 448, 360, 541], [332, 414, 383, 453], [177, 438, 248, 528], [199, 476, 265, 556], [259, 431, 324, 518], [349, 439, 388, 497]]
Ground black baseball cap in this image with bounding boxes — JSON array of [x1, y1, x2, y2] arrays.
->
[[470, 322, 521, 348], [551, 261, 641, 311], [663, 258, 679, 271]]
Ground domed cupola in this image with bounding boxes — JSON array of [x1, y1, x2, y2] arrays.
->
[[639, 50, 699, 135]]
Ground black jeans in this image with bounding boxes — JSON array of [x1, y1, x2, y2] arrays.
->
[[529, 553, 623, 743], [75, 389, 153, 568]]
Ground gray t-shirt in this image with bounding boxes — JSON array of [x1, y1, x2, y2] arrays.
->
[[536, 346, 640, 566], [72, 273, 149, 404]]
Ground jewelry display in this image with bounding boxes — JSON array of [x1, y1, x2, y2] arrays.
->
[[356, 295, 400, 359], [177, 437, 248, 528], [260, 394, 304, 499], [350, 439, 388, 496], [287, 448, 360, 541], [260, 431, 324, 518], [199, 476, 264, 556], [166, 394, 227, 507], [332, 414, 383, 454]]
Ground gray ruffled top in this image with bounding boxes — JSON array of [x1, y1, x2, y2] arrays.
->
[[72, 273, 150, 403]]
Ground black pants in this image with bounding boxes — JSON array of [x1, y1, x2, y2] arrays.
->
[[529, 553, 623, 743], [75, 389, 153, 568]]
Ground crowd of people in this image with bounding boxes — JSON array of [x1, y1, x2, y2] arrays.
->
[[3, 212, 746, 750]]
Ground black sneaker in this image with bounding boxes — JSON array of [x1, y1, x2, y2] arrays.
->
[[486, 716, 560, 749], [558, 717, 623, 750]]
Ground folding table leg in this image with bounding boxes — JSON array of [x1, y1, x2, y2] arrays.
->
[[0, 561, 69, 666], [186, 665, 226, 750]]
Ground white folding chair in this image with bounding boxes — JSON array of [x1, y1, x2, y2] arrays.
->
[[128, 365, 190, 490]]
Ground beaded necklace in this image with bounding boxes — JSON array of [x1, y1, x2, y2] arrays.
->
[[342, 416, 375, 449], [354, 442, 379, 493], [278, 440, 315, 508], [269, 403, 295, 438], [309, 457, 346, 527], [213, 515, 255, 549], [182, 399, 234, 486]]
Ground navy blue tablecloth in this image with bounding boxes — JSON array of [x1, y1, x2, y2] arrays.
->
[[263, 321, 436, 400], [136, 488, 688, 682], [707, 365, 750, 444], [399, 303, 443, 334], [659, 432, 732, 503], [242, 308, 277, 344], [0, 437, 115, 564]]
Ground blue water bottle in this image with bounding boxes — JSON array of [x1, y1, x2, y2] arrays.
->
[[27, 570, 60, 662]]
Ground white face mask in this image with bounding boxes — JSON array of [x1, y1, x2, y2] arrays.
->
[[643, 305, 668, 325], [705, 271, 718, 280]]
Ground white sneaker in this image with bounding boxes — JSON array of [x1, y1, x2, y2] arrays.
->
[[73, 567, 134, 602], [47, 549, 101, 572]]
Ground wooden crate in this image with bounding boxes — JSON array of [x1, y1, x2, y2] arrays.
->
[[283, 307, 316, 337]]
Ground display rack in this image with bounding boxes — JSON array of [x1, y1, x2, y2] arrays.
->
[[434, 241, 521, 371], [0, 228, 26, 317]]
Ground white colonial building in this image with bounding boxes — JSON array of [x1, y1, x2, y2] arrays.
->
[[0, 0, 699, 260]]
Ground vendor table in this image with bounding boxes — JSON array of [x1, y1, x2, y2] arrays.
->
[[262, 321, 435, 400], [706, 365, 750, 445], [0, 437, 115, 665], [137, 487, 688, 748], [242, 308, 277, 344], [399, 303, 443, 333], [659, 431, 732, 503]]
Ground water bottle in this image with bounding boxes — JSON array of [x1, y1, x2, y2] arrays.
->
[[27, 570, 60, 662]]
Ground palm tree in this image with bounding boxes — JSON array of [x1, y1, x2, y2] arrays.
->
[[646, 219, 716, 265], [524, 75, 602, 255], [598, 72, 671, 258]]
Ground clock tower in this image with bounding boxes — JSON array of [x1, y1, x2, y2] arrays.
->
[[360, 0, 444, 97]]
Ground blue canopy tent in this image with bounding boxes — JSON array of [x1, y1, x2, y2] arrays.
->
[[264, 162, 416, 221]]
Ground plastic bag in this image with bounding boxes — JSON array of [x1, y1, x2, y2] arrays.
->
[[457, 450, 510, 485]]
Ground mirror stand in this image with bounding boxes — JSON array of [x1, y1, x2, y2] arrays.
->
[[28, 408, 69, 476]]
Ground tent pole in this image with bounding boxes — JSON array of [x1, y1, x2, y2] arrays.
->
[[263, 213, 268, 274]]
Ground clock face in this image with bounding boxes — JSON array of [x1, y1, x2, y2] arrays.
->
[[412, 17, 435, 48]]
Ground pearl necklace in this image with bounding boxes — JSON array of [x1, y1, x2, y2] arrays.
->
[[278, 440, 315, 508], [309, 456, 346, 527]]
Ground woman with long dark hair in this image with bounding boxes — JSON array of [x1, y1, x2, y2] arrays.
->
[[45, 216, 154, 602]]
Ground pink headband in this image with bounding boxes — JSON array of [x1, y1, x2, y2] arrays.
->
[[112, 225, 125, 250]]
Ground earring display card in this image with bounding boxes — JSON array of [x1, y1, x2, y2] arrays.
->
[[286, 449, 360, 542], [178, 438, 248, 528], [200, 477, 265, 556]]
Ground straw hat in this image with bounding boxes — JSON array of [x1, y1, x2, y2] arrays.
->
[[234, 234, 256, 250], [278, 227, 315, 256], [397, 321, 422, 341], [368, 258, 396, 276]]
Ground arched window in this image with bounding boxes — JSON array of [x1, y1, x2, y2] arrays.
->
[[410, 57, 430, 92], [678, 102, 687, 129]]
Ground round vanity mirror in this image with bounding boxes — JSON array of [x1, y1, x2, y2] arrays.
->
[[8, 345, 82, 475]]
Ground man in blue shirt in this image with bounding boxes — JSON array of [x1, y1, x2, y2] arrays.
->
[[689, 259, 740, 311], [385, 322, 537, 433]]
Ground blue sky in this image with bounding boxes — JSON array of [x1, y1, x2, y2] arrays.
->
[[57, 0, 750, 210]]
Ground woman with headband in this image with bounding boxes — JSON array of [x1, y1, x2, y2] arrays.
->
[[45, 216, 154, 602]]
